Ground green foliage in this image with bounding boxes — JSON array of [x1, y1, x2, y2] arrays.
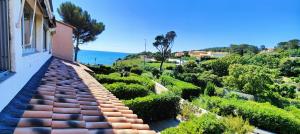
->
[[153, 31, 177, 71], [276, 39, 300, 50], [269, 83, 296, 98], [162, 114, 253, 134], [204, 82, 216, 96], [160, 75, 202, 100], [197, 71, 222, 87], [124, 93, 180, 122], [104, 82, 151, 100], [57, 2, 105, 61], [285, 106, 300, 119], [201, 54, 241, 76], [193, 96, 300, 133], [86, 65, 114, 74], [162, 114, 225, 134], [279, 58, 300, 77], [165, 66, 174, 70], [95, 73, 155, 91], [224, 64, 275, 95], [221, 116, 254, 134], [248, 53, 281, 68], [130, 66, 143, 75], [151, 68, 161, 78], [260, 92, 300, 109], [229, 44, 259, 55]]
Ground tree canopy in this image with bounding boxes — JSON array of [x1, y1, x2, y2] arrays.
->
[[153, 31, 177, 71], [58, 2, 105, 61]]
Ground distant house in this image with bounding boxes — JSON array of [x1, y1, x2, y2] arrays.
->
[[0, 0, 56, 110], [175, 51, 185, 57], [52, 21, 75, 61], [260, 48, 275, 53], [189, 50, 228, 58]]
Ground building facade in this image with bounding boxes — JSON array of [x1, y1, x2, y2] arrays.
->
[[0, 0, 56, 111], [52, 21, 75, 61]]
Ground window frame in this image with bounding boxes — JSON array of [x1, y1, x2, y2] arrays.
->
[[21, 1, 37, 55]]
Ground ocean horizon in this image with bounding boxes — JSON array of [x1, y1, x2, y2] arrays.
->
[[77, 50, 130, 65]]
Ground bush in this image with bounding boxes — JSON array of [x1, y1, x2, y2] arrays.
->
[[221, 116, 254, 134], [104, 82, 151, 100], [285, 106, 300, 119], [95, 74, 155, 91], [160, 75, 202, 100], [162, 114, 254, 134], [193, 96, 300, 133], [151, 68, 161, 78], [162, 114, 225, 134], [130, 67, 143, 75], [165, 66, 174, 70], [87, 65, 115, 74], [124, 93, 180, 122], [204, 82, 216, 96]]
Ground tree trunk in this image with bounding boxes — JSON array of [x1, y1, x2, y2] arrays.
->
[[159, 60, 164, 72], [74, 37, 80, 62]]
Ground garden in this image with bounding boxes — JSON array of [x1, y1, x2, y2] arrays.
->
[[86, 39, 300, 134]]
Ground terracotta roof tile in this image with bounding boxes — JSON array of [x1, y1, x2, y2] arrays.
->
[[7, 58, 156, 133]]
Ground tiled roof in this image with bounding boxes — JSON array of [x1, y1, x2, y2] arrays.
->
[[0, 58, 156, 134]]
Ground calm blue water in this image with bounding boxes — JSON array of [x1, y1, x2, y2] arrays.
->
[[77, 50, 130, 65]]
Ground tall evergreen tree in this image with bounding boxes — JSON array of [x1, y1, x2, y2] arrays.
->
[[58, 2, 105, 61], [153, 31, 177, 72]]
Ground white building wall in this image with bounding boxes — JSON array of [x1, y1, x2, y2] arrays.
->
[[0, 0, 53, 111]]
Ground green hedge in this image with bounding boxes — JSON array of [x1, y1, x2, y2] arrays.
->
[[87, 65, 115, 74], [95, 73, 155, 91], [124, 93, 180, 122], [193, 96, 300, 133], [104, 82, 151, 100], [160, 75, 202, 100]]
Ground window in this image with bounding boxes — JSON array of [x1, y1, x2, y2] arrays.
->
[[22, 2, 36, 54], [43, 26, 47, 51], [0, 0, 10, 73]]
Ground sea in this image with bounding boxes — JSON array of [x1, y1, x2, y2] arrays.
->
[[77, 50, 130, 65]]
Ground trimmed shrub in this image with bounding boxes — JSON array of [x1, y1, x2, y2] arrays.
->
[[104, 82, 151, 100], [124, 93, 180, 122], [204, 82, 216, 96], [95, 74, 155, 91], [160, 75, 202, 100], [87, 65, 115, 74], [166, 66, 174, 70], [130, 67, 143, 75], [193, 96, 300, 133]]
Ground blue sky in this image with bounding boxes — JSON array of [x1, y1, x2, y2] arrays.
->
[[52, 0, 300, 53]]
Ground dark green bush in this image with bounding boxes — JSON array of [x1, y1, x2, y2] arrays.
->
[[194, 96, 300, 133], [165, 66, 174, 70], [87, 65, 115, 74], [124, 93, 180, 122], [160, 75, 202, 100], [204, 82, 216, 96], [130, 67, 143, 75], [104, 82, 151, 100], [151, 68, 161, 78]]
